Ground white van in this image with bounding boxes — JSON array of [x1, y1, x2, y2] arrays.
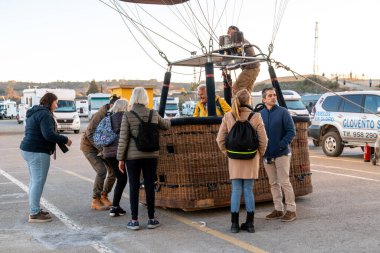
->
[[0, 100, 17, 119], [251, 90, 309, 116], [182, 101, 196, 116], [21, 88, 81, 133], [153, 97, 180, 118], [76, 99, 88, 117], [309, 91, 380, 156]]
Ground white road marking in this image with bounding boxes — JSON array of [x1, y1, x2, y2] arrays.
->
[[0, 168, 114, 253], [312, 169, 380, 182], [0, 182, 12, 185], [311, 163, 380, 175], [309, 155, 362, 163], [0, 193, 26, 199]]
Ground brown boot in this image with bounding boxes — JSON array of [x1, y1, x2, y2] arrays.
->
[[265, 210, 284, 220], [91, 197, 105, 210], [100, 192, 112, 209]]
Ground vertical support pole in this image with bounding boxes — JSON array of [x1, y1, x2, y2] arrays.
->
[[268, 65, 287, 108], [159, 71, 171, 117], [205, 61, 216, 116], [222, 70, 232, 106]]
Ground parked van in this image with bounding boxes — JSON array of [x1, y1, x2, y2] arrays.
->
[[76, 99, 88, 117], [251, 90, 309, 116], [16, 104, 28, 124], [0, 100, 17, 119], [21, 88, 80, 133], [153, 96, 180, 118], [182, 101, 196, 116], [308, 91, 380, 156]]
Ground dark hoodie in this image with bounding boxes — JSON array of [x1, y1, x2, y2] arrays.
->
[[20, 105, 68, 155]]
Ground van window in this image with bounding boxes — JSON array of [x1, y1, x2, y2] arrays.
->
[[322, 96, 342, 111], [341, 95, 363, 113], [364, 95, 380, 113], [285, 100, 307, 110]]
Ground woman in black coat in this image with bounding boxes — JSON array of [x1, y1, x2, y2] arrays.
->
[[20, 92, 72, 223]]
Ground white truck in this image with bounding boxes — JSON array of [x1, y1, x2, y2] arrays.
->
[[153, 96, 180, 118], [0, 100, 17, 119], [88, 93, 110, 120], [21, 88, 81, 133], [76, 99, 89, 117]]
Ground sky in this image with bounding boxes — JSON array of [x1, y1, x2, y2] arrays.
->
[[1, 0, 379, 84]]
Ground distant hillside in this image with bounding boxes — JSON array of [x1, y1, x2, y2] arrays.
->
[[254, 75, 350, 94], [1, 74, 356, 103]]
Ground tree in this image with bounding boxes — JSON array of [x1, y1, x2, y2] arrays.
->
[[86, 80, 99, 95], [5, 85, 20, 101]]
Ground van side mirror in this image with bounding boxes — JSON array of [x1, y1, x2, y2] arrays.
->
[[377, 107, 380, 113]]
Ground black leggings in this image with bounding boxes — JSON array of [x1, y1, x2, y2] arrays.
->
[[105, 157, 128, 207], [126, 158, 157, 220]]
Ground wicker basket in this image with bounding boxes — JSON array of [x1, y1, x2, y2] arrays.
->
[[139, 116, 312, 211]]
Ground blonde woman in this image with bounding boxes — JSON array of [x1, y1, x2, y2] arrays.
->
[[101, 99, 129, 217], [216, 89, 268, 233]]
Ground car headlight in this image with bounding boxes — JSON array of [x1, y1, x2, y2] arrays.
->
[[73, 114, 79, 119]]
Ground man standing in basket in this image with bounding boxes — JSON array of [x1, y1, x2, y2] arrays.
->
[[260, 87, 297, 222]]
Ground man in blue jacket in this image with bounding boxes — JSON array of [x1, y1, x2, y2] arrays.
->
[[260, 87, 297, 222]]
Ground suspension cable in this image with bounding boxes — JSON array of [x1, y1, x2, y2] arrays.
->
[[272, 59, 380, 116]]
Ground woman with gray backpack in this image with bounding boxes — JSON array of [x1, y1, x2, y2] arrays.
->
[[117, 87, 170, 230], [216, 89, 268, 233]]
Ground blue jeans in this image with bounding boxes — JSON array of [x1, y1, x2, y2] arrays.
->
[[21, 150, 50, 215], [230, 179, 255, 213]]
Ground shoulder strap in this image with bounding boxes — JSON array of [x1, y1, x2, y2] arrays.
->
[[247, 112, 255, 121], [130, 110, 143, 123], [148, 110, 153, 123], [216, 98, 224, 115]]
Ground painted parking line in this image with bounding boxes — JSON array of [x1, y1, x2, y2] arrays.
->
[[309, 155, 363, 164], [0, 168, 114, 253], [57, 167, 269, 253], [311, 169, 380, 182], [310, 164, 380, 176]]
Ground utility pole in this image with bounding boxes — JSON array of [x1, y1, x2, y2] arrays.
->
[[313, 21, 319, 75]]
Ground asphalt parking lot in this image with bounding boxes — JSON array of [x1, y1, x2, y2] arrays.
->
[[1, 118, 380, 253]]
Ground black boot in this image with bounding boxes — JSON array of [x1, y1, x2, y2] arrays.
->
[[231, 212, 239, 233], [240, 212, 255, 233]]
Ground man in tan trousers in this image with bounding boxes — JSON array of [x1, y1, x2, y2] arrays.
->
[[260, 87, 297, 222]]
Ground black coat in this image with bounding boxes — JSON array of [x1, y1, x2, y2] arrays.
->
[[20, 105, 68, 155]]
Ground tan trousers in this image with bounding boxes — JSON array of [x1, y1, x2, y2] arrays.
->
[[263, 155, 296, 212], [233, 67, 260, 93]]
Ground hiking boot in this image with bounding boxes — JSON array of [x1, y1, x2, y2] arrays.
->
[[240, 212, 255, 233], [40, 209, 51, 218], [91, 197, 105, 210], [28, 211, 52, 223], [281, 211, 296, 222], [147, 219, 160, 229], [109, 206, 126, 217], [265, 210, 284, 220], [100, 192, 112, 209], [231, 212, 239, 233], [127, 220, 140, 230]]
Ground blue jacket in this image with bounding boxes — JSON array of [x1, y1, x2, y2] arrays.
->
[[20, 105, 68, 155], [260, 105, 295, 159]]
